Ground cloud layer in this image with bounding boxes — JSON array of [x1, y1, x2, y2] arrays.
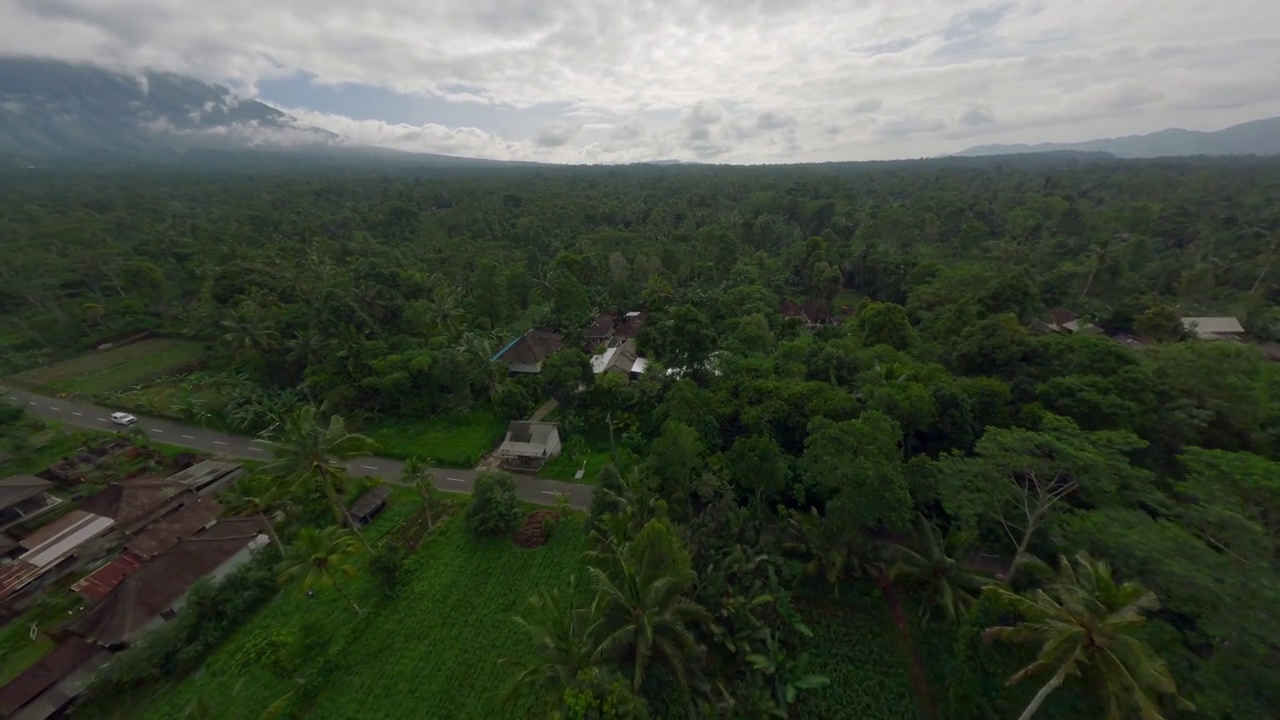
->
[[2, 0, 1277, 163]]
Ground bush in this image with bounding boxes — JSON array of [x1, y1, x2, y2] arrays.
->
[[369, 541, 408, 599], [467, 471, 522, 536]]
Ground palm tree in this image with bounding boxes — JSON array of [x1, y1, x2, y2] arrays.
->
[[785, 508, 861, 594], [886, 515, 994, 625], [277, 526, 364, 615], [404, 455, 443, 530], [588, 527, 710, 694], [221, 474, 289, 548], [982, 552, 1190, 720], [260, 405, 378, 547], [503, 581, 600, 710]]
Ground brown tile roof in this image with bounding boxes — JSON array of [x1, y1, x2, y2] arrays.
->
[[802, 300, 831, 324], [72, 550, 147, 602], [584, 313, 616, 339], [778, 299, 805, 318], [78, 479, 194, 535], [71, 517, 266, 646], [495, 329, 564, 366], [613, 311, 648, 340], [1047, 307, 1079, 326], [125, 497, 223, 559], [0, 475, 53, 512], [0, 638, 105, 718]]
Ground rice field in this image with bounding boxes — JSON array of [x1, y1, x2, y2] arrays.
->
[[117, 514, 586, 720], [9, 339, 206, 395]]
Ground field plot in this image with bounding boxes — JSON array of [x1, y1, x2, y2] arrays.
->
[[9, 339, 206, 395], [365, 410, 507, 467], [123, 515, 586, 720]]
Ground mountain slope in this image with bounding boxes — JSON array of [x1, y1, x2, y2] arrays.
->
[[0, 57, 344, 163], [956, 116, 1280, 158]]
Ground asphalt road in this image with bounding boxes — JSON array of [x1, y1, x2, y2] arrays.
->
[[1, 385, 594, 510]]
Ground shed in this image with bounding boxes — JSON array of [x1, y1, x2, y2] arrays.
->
[[496, 422, 562, 472], [163, 460, 244, 495], [348, 486, 392, 526]]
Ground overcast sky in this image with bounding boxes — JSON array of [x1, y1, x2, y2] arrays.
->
[[2, 0, 1277, 163]]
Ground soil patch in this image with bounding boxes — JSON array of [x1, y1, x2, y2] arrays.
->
[[513, 510, 559, 548]]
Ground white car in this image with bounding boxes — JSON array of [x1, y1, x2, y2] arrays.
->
[[110, 412, 138, 426]]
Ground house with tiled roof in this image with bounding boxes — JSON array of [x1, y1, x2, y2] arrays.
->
[[492, 328, 564, 374], [77, 478, 195, 536], [71, 517, 268, 647], [0, 637, 110, 720], [0, 475, 62, 532]]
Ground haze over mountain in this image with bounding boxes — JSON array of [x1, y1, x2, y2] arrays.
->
[[957, 116, 1280, 158], [0, 59, 519, 167]]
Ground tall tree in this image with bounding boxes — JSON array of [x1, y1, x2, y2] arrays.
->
[[277, 526, 365, 616], [982, 552, 1190, 720]]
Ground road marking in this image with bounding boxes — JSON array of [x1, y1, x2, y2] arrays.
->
[[182, 434, 195, 439], [96, 417, 109, 422], [48, 406, 60, 411], [446, 477, 466, 483], [214, 441, 227, 445], [541, 490, 562, 496], [248, 447, 263, 452], [151, 428, 164, 433], [28, 401, 36, 406], [72, 412, 83, 416], [358, 465, 379, 470]]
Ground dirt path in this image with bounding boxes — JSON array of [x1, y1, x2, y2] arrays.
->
[[877, 574, 940, 720]]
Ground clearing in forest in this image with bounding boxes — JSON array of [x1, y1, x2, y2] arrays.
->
[[9, 339, 206, 395], [116, 512, 586, 720]]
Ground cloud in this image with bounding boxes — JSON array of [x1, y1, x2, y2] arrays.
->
[[0, 0, 1275, 162], [533, 121, 578, 147]]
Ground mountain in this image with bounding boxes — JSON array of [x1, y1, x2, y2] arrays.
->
[[0, 58, 515, 167], [956, 116, 1280, 159]]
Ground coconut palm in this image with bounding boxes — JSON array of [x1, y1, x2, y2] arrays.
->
[[982, 552, 1191, 720], [277, 526, 364, 615], [503, 580, 600, 709], [404, 455, 445, 530], [221, 473, 289, 548], [260, 405, 378, 546], [886, 515, 994, 625], [588, 523, 710, 694]]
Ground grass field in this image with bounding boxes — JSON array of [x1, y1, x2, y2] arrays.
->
[[540, 447, 611, 483], [9, 339, 206, 395], [113, 512, 586, 720], [365, 410, 507, 467]]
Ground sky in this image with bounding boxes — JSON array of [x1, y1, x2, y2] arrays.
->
[[1, 0, 1277, 164]]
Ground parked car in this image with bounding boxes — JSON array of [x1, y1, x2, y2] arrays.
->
[[110, 412, 138, 426]]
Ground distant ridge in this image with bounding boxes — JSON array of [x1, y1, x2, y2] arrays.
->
[[956, 116, 1280, 159]]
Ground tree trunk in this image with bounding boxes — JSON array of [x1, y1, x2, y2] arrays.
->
[[1080, 264, 1099, 300], [1006, 526, 1034, 583], [1016, 668, 1067, 720], [329, 576, 363, 616], [259, 512, 282, 550], [1251, 248, 1275, 295]]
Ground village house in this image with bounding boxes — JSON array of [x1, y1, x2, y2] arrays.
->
[[0, 511, 116, 603], [0, 637, 111, 720], [1181, 316, 1246, 341], [590, 338, 641, 378], [495, 421, 562, 472], [0, 476, 63, 532], [492, 328, 564, 374], [71, 517, 269, 648], [613, 311, 648, 341], [583, 312, 616, 351]]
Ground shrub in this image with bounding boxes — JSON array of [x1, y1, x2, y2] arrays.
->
[[467, 471, 522, 536], [369, 541, 408, 599]]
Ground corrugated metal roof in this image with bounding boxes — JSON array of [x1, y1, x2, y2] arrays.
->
[[1181, 316, 1245, 337], [72, 551, 146, 602], [24, 514, 115, 568]]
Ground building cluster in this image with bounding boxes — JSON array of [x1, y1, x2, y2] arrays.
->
[[0, 458, 266, 720]]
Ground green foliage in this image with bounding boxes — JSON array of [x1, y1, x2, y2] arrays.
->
[[368, 541, 408, 599], [11, 338, 206, 394], [857, 302, 917, 351], [364, 410, 507, 467], [467, 470, 523, 536]]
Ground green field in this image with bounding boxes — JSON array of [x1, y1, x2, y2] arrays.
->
[[9, 339, 206, 395], [540, 447, 611, 483], [794, 588, 922, 720], [365, 410, 507, 467], [116, 513, 586, 720]]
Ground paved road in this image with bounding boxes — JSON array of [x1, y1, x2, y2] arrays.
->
[[1, 385, 594, 510]]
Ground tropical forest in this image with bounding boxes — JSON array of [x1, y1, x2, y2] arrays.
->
[[0, 153, 1278, 720]]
